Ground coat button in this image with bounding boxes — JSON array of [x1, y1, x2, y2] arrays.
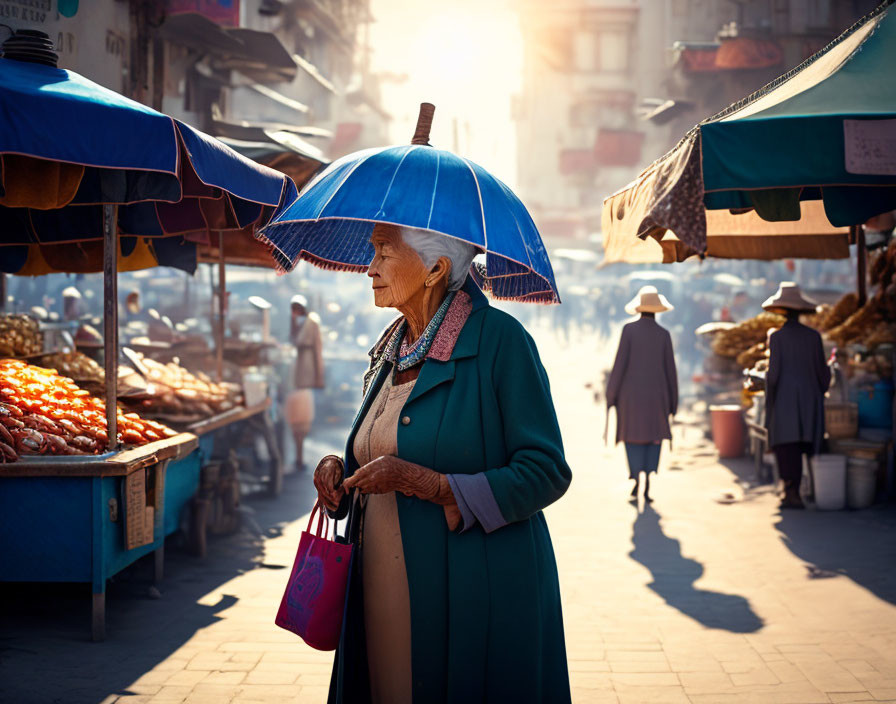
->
[[401, 416, 411, 426]]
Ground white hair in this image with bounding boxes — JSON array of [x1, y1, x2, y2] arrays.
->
[[400, 228, 478, 291]]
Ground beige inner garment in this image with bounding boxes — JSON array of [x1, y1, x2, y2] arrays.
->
[[353, 374, 415, 704]]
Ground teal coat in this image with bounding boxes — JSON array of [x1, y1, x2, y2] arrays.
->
[[329, 280, 572, 704]]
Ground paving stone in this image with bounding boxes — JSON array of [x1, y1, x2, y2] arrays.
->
[[569, 660, 612, 673], [613, 685, 689, 703], [610, 661, 673, 673], [164, 670, 210, 687], [729, 665, 781, 687], [242, 670, 299, 685], [147, 685, 192, 704], [767, 660, 811, 685], [572, 691, 620, 703], [610, 673, 680, 687], [201, 671, 246, 685], [132, 671, 172, 687]]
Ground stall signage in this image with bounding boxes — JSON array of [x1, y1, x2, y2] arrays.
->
[[0, 0, 54, 22], [125, 468, 153, 550], [0, 0, 128, 92], [844, 119, 896, 176]]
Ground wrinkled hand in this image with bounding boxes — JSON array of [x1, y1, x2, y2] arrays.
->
[[343, 456, 460, 529], [313, 455, 345, 512], [443, 504, 462, 531]]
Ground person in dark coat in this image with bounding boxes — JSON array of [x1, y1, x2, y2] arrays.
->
[[763, 282, 832, 509], [606, 286, 678, 502]]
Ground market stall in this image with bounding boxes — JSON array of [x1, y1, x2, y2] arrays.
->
[[739, 246, 896, 494], [0, 33, 296, 639], [601, 3, 896, 499]]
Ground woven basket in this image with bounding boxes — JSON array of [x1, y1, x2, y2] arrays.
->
[[825, 402, 858, 439]]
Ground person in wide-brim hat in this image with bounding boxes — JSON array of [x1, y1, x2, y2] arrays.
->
[[761, 281, 818, 314], [624, 285, 674, 315], [762, 281, 830, 510], [607, 285, 678, 502]]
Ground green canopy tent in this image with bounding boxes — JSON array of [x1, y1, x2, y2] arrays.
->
[[603, 0, 896, 298]]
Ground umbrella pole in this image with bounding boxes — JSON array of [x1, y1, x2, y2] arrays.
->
[[217, 233, 226, 382], [103, 204, 119, 451], [855, 224, 867, 307]]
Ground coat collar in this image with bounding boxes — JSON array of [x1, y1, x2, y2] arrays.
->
[[367, 276, 488, 367], [363, 277, 488, 404]]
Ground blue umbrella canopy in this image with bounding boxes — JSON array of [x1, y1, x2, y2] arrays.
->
[[0, 53, 297, 273], [258, 105, 559, 303], [603, 0, 896, 258]]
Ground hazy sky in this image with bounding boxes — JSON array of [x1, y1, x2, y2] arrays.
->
[[367, 0, 523, 189]]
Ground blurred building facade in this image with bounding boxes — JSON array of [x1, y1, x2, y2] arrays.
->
[[513, 0, 880, 244], [0, 0, 388, 169]]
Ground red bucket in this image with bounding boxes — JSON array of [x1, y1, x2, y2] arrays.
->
[[710, 405, 744, 458]]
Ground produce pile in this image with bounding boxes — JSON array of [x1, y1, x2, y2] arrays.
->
[[711, 312, 785, 359], [806, 290, 896, 349], [798, 244, 896, 348], [807, 293, 858, 333], [736, 341, 768, 370], [0, 360, 175, 463], [727, 278, 896, 372], [120, 353, 243, 419], [40, 351, 105, 384], [0, 314, 42, 357]]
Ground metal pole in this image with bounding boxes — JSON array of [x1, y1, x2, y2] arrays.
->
[[0, 273, 6, 312], [103, 204, 119, 450], [855, 224, 867, 307], [217, 232, 226, 382]]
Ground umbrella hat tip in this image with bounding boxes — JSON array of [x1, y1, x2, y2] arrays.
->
[[411, 102, 435, 146]]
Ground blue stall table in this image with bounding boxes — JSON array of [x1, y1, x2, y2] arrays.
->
[[0, 433, 198, 641]]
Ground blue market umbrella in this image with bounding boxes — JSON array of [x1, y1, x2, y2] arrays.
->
[[258, 104, 560, 303], [0, 34, 299, 451], [0, 45, 297, 273]]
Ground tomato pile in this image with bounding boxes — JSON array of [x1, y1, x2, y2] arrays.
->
[[0, 360, 175, 463]]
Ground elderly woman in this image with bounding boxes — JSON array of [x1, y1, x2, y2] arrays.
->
[[763, 282, 831, 509], [606, 286, 678, 502], [313, 223, 572, 704]]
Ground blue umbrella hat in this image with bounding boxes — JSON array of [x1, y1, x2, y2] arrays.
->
[[257, 104, 560, 303]]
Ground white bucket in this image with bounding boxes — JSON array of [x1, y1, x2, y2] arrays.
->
[[847, 459, 877, 509], [812, 454, 847, 510]]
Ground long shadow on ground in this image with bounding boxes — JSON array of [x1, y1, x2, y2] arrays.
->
[[0, 466, 320, 704], [629, 503, 764, 633], [775, 504, 896, 606]]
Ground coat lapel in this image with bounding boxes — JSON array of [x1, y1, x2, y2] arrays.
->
[[405, 278, 488, 405], [352, 278, 490, 425]]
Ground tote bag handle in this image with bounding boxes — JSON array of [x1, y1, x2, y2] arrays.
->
[[306, 500, 330, 539]]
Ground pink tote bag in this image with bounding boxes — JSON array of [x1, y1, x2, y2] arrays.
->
[[275, 500, 354, 651]]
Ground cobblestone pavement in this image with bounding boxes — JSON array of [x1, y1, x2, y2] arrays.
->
[[2, 329, 896, 704]]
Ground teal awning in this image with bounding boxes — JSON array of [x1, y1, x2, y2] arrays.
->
[[603, 0, 896, 258]]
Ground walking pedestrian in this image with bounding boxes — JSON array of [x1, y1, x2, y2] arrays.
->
[[763, 282, 831, 509], [313, 223, 572, 704], [284, 294, 324, 472], [606, 286, 678, 502]]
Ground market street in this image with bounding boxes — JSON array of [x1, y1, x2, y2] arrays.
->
[[2, 329, 896, 704]]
